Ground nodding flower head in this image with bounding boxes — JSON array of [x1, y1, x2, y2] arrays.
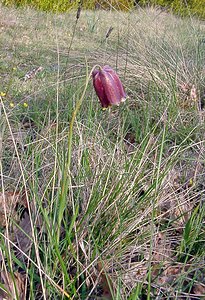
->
[[92, 65, 127, 109]]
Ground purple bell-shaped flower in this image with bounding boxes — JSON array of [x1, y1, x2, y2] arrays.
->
[[92, 65, 127, 108]]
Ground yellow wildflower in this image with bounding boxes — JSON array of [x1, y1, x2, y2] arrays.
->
[[13, 67, 17, 71], [9, 102, 15, 108], [0, 92, 6, 97], [23, 102, 28, 108]]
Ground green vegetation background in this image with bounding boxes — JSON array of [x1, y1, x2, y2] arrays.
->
[[2, 0, 205, 19]]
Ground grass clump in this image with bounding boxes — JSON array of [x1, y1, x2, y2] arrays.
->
[[0, 3, 205, 299]]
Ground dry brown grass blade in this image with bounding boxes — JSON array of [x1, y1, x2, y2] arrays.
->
[[193, 283, 205, 297], [97, 262, 113, 299], [0, 191, 27, 227], [0, 271, 26, 300], [11, 212, 33, 259]]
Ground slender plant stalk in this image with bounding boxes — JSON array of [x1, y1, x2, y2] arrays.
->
[[57, 62, 101, 242]]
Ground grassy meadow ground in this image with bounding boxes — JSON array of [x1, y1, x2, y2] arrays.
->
[[0, 3, 205, 299]]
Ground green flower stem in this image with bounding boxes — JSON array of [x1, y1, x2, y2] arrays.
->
[[57, 62, 101, 242]]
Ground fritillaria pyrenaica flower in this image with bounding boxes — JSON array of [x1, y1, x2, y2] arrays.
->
[[92, 65, 127, 109]]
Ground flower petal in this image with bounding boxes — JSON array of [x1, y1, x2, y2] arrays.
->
[[92, 71, 110, 108], [100, 69, 122, 106], [103, 65, 127, 101]]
